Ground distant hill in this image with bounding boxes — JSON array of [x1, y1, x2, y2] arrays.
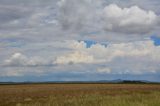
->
[[0, 79, 159, 85]]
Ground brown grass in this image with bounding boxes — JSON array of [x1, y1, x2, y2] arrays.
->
[[0, 84, 160, 106]]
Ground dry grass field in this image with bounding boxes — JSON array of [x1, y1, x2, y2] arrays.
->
[[0, 84, 160, 106]]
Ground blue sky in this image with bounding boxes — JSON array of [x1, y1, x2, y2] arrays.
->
[[151, 36, 160, 46], [0, 0, 160, 82]]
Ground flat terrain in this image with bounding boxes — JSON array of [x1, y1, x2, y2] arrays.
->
[[0, 84, 160, 106]]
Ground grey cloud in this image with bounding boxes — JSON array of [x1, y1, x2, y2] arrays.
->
[[0, 0, 59, 30], [0, 0, 160, 80], [58, 0, 159, 35], [0, 0, 159, 42], [0, 6, 31, 29], [57, 0, 102, 33]]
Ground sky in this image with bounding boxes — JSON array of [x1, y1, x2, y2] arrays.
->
[[0, 0, 160, 82]]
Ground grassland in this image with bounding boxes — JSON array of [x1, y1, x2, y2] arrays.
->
[[0, 84, 160, 106]]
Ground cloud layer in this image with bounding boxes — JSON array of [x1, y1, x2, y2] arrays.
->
[[2, 39, 160, 77], [1, 0, 159, 42], [0, 0, 160, 81], [58, 1, 159, 34]]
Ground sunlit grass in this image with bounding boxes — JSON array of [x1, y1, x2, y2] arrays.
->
[[0, 84, 160, 106], [18, 91, 160, 106]]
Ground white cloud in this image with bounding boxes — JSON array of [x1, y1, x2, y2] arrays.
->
[[4, 53, 28, 66], [57, 0, 159, 35], [97, 67, 111, 73], [2, 39, 160, 76], [4, 39, 160, 67], [54, 51, 94, 64], [4, 52, 50, 67], [63, 40, 160, 74], [103, 4, 158, 33], [68, 40, 157, 62]]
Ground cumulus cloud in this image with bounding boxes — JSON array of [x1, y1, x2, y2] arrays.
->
[[54, 51, 94, 64], [69, 40, 157, 62], [4, 53, 28, 66], [65, 39, 160, 74], [1, 39, 160, 77], [57, 0, 159, 36], [103, 4, 158, 34], [3, 39, 160, 67], [4, 52, 51, 67]]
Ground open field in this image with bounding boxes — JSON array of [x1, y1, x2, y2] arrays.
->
[[0, 84, 160, 106]]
